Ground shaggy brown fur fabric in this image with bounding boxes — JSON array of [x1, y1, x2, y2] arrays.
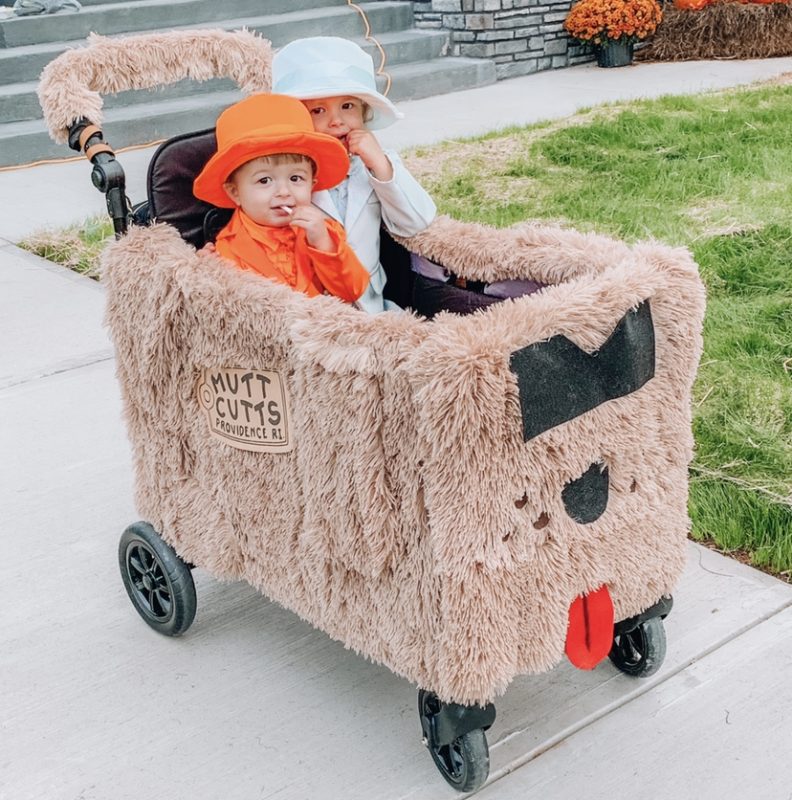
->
[[637, 0, 792, 62], [101, 217, 705, 704], [38, 26, 706, 702], [38, 29, 272, 143]]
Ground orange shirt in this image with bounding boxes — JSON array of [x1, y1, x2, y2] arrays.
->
[[215, 209, 369, 303]]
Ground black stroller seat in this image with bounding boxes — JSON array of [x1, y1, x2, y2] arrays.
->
[[138, 129, 231, 250]]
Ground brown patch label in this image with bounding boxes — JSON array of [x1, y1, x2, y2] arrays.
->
[[197, 367, 293, 453]]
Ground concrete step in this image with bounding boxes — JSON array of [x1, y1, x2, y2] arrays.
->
[[75, 0, 141, 4], [207, 2, 416, 51], [0, 29, 450, 124], [0, 82, 40, 125], [0, 40, 72, 86], [0, 55, 496, 167], [77, 0, 149, 4], [0, 0, 338, 47], [0, 2, 498, 168], [375, 56, 496, 102], [0, 2, 418, 87]]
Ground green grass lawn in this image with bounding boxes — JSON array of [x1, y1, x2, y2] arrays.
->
[[21, 214, 112, 279], [21, 80, 792, 578]]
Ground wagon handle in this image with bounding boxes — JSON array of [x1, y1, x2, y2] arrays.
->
[[37, 28, 273, 237], [38, 28, 272, 144], [67, 118, 129, 238]]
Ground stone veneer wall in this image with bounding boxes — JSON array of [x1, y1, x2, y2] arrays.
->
[[409, 0, 593, 78]]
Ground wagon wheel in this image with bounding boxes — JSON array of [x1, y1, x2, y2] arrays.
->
[[118, 521, 196, 636], [418, 690, 490, 793], [609, 616, 666, 677]]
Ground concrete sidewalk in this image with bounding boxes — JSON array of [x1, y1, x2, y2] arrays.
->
[[2, 57, 792, 800]]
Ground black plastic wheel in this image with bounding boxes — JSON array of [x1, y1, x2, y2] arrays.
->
[[609, 616, 666, 677], [118, 521, 196, 636], [418, 690, 490, 793]]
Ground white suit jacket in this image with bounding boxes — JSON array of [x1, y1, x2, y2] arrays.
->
[[313, 150, 436, 314]]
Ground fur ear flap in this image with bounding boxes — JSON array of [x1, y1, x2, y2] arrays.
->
[[288, 298, 424, 375], [289, 313, 377, 375]]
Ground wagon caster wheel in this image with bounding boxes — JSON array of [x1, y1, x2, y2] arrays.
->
[[609, 616, 666, 677], [418, 689, 493, 793], [118, 521, 196, 636]]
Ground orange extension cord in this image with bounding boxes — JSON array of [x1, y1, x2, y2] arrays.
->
[[345, 0, 393, 96]]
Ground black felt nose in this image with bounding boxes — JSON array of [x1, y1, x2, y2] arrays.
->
[[562, 462, 609, 524]]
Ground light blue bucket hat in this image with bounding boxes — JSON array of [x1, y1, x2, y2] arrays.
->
[[272, 37, 403, 130]]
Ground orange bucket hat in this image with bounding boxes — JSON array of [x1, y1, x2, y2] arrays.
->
[[193, 93, 349, 208]]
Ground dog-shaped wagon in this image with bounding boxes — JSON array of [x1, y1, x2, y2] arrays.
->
[[38, 30, 705, 792]]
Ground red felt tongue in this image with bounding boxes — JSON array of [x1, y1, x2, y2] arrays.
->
[[565, 585, 614, 670]]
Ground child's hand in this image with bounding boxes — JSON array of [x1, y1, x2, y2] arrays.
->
[[346, 129, 393, 181], [289, 205, 334, 252]]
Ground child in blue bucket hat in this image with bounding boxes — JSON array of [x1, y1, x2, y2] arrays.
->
[[273, 36, 436, 314]]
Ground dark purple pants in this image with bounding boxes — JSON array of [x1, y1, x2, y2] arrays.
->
[[411, 275, 545, 319]]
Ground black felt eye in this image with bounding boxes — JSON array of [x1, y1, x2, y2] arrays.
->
[[562, 463, 609, 524], [509, 301, 656, 442]]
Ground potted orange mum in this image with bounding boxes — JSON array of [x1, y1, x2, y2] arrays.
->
[[564, 0, 664, 67]]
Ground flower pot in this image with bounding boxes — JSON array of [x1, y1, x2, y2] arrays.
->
[[595, 39, 635, 67]]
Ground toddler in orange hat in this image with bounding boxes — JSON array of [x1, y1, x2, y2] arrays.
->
[[194, 93, 369, 304]]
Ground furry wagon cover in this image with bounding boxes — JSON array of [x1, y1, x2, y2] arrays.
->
[[102, 218, 704, 704]]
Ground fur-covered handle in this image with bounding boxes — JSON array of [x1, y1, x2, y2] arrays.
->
[[38, 28, 272, 144]]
